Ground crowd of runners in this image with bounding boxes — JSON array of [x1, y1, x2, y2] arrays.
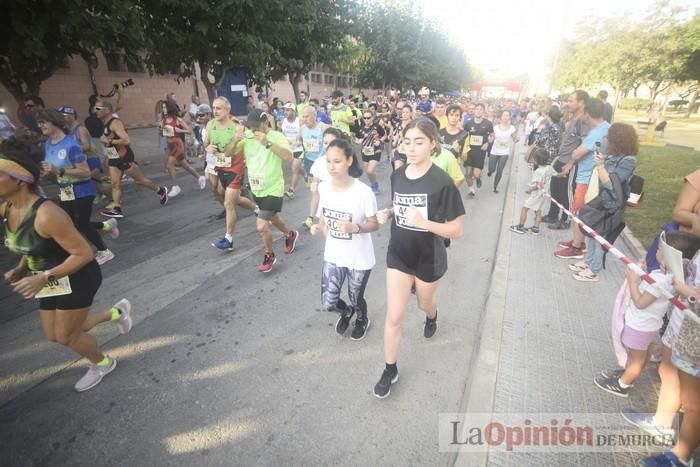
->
[[2, 86, 698, 466]]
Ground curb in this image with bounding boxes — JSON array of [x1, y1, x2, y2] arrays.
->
[[449, 152, 517, 467], [620, 226, 647, 260]]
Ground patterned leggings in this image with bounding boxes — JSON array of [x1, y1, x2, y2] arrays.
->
[[321, 262, 371, 317]]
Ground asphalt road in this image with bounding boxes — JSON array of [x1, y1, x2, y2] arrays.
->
[[0, 128, 513, 466]]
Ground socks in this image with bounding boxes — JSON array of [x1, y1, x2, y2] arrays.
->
[[110, 307, 121, 321], [96, 356, 111, 366], [618, 378, 631, 389], [224, 234, 233, 242], [427, 309, 438, 322], [101, 222, 110, 231], [385, 362, 398, 375]]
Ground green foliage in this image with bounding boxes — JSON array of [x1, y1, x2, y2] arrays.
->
[[619, 98, 653, 111]]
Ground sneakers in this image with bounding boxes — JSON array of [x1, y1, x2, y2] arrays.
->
[[351, 318, 371, 341], [74, 357, 117, 392], [468, 187, 476, 198], [573, 270, 599, 282], [620, 408, 675, 445], [639, 451, 690, 467], [371, 182, 380, 194], [104, 201, 115, 210], [373, 368, 399, 399], [424, 311, 438, 338], [197, 175, 206, 190], [168, 185, 182, 198], [258, 252, 276, 273], [302, 217, 313, 230], [157, 186, 169, 205], [113, 298, 133, 334], [541, 214, 558, 224], [92, 193, 107, 206], [212, 237, 234, 251], [527, 226, 540, 235], [335, 308, 355, 336], [283, 230, 299, 254], [593, 374, 630, 397], [568, 261, 589, 273], [547, 220, 570, 230], [95, 249, 115, 265], [104, 218, 119, 239], [476, 177, 482, 188], [284, 189, 295, 199], [558, 239, 574, 248], [600, 368, 625, 379], [510, 224, 527, 234], [555, 245, 585, 259], [101, 207, 124, 218]]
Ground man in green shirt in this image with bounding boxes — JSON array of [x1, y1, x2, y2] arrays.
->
[[296, 90, 309, 118], [330, 90, 354, 135], [238, 109, 300, 272]]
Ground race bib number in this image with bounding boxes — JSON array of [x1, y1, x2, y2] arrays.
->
[[398, 143, 406, 154], [393, 192, 428, 232], [162, 126, 175, 137], [362, 145, 374, 156], [249, 175, 265, 191], [34, 274, 72, 298], [469, 135, 483, 146], [59, 185, 76, 202], [214, 152, 231, 168], [303, 139, 320, 153], [105, 147, 120, 160], [495, 139, 509, 151], [322, 208, 352, 240]]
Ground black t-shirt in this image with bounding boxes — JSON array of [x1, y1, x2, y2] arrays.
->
[[464, 118, 494, 155], [354, 124, 385, 158], [389, 164, 466, 277], [440, 128, 468, 158]]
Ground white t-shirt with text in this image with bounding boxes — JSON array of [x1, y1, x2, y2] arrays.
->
[[624, 270, 674, 332]]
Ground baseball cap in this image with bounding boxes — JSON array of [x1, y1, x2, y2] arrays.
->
[[197, 104, 212, 113], [244, 109, 269, 128], [36, 108, 65, 127], [57, 105, 77, 117], [283, 102, 295, 111], [331, 90, 343, 98]]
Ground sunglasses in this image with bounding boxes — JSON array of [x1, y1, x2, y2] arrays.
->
[[25, 104, 36, 108], [363, 116, 373, 120], [94, 107, 105, 111]]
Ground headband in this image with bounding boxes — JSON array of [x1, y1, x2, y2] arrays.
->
[[0, 157, 35, 184]]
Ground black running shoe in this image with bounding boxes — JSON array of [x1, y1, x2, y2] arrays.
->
[[335, 308, 355, 336], [101, 207, 124, 218], [593, 375, 630, 398], [350, 318, 370, 341], [373, 368, 399, 399], [157, 186, 169, 206], [424, 311, 438, 338], [541, 214, 557, 224]]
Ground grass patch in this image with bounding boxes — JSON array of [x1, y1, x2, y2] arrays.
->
[[625, 145, 700, 248]]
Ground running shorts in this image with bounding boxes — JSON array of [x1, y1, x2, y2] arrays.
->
[[216, 154, 246, 190], [392, 152, 407, 164], [107, 147, 136, 172], [465, 149, 486, 169], [252, 195, 283, 220], [320, 262, 371, 311], [167, 137, 185, 162], [362, 151, 381, 163], [386, 243, 446, 283], [38, 260, 102, 310], [572, 183, 588, 213]]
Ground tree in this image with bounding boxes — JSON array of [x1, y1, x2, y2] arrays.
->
[[0, 0, 147, 105]]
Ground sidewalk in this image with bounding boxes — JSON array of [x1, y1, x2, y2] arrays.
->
[[457, 151, 698, 465]]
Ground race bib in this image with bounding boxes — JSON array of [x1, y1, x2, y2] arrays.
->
[[59, 184, 76, 202], [34, 274, 72, 298], [362, 145, 374, 156], [162, 126, 175, 137], [105, 147, 120, 160], [398, 143, 406, 154], [469, 135, 483, 146], [495, 140, 509, 151], [393, 192, 428, 232], [249, 175, 266, 191], [322, 208, 352, 240], [214, 152, 231, 168], [303, 139, 320, 153]]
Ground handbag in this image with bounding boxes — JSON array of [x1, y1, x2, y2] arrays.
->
[[674, 298, 700, 362]]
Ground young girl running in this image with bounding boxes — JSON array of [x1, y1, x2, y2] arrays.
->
[[373, 117, 466, 399], [306, 127, 344, 228], [161, 100, 206, 198], [509, 148, 556, 235], [310, 139, 378, 340]]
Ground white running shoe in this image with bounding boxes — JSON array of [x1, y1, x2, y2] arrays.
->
[[198, 175, 206, 190], [74, 358, 117, 392], [105, 218, 119, 240], [168, 185, 182, 197], [113, 298, 133, 334], [95, 249, 115, 265]]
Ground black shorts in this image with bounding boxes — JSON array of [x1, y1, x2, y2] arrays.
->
[[293, 151, 304, 160], [107, 147, 136, 172], [252, 195, 283, 220], [386, 245, 445, 283], [361, 151, 381, 163], [38, 260, 102, 310], [465, 149, 486, 169]]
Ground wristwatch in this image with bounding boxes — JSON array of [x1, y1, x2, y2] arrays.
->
[[354, 223, 361, 234], [265, 142, 273, 149], [58, 168, 65, 177], [43, 271, 56, 284]]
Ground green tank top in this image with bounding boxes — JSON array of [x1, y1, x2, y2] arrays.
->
[[3, 198, 67, 271], [208, 120, 238, 152]]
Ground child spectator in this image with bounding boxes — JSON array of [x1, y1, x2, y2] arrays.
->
[[510, 148, 556, 235]]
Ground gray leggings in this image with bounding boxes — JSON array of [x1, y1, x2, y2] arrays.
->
[[488, 155, 509, 189]]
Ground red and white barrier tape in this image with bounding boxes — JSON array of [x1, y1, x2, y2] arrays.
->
[[543, 191, 688, 311]]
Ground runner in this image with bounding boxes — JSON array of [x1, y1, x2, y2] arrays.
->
[[309, 138, 378, 340], [329, 91, 355, 136], [391, 105, 413, 171], [373, 117, 465, 398], [488, 110, 519, 193], [433, 98, 448, 129], [96, 101, 168, 218], [354, 109, 385, 194], [306, 127, 345, 229], [464, 103, 494, 197], [300, 105, 329, 229], [439, 104, 469, 161], [37, 109, 117, 265], [280, 103, 304, 199], [160, 100, 206, 198], [237, 109, 299, 272], [296, 90, 310, 119], [206, 97, 258, 251], [1, 137, 132, 392]]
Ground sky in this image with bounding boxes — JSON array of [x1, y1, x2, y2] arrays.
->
[[419, 0, 698, 93]]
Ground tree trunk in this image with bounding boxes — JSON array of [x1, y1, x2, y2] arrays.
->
[[305, 73, 311, 96], [87, 62, 99, 96], [289, 73, 301, 103], [685, 89, 698, 118]]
